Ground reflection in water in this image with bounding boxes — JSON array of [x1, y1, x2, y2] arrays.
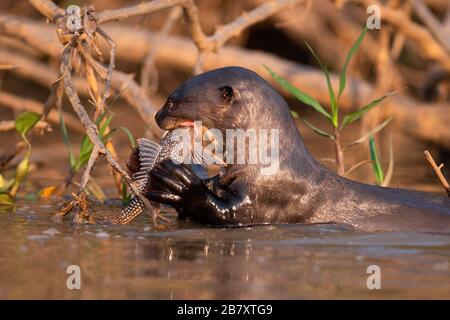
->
[[0, 201, 449, 299]]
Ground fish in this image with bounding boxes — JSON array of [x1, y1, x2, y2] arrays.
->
[[106, 129, 224, 224]]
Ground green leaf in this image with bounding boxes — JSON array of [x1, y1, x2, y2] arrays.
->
[[264, 65, 331, 120], [59, 110, 76, 169], [121, 180, 131, 204], [10, 149, 31, 197], [342, 92, 394, 128], [300, 118, 335, 140], [0, 174, 15, 192], [15, 111, 41, 137], [338, 27, 368, 99], [75, 136, 93, 171], [0, 193, 14, 206], [119, 127, 136, 148], [74, 112, 115, 171], [305, 41, 338, 127], [99, 113, 114, 137], [369, 136, 384, 185], [95, 108, 110, 126], [290, 110, 299, 119], [346, 117, 392, 149]]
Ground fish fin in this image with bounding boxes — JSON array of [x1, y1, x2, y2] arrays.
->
[[132, 138, 161, 185], [193, 147, 226, 166]]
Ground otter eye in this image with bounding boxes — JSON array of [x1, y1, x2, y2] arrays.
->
[[219, 86, 233, 103], [166, 98, 174, 111]]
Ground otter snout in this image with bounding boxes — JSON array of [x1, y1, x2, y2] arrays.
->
[[154, 97, 173, 129], [155, 98, 191, 130]]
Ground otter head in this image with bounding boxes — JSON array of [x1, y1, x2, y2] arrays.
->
[[155, 66, 291, 133]]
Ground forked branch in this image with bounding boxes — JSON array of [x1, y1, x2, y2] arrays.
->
[[424, 150, 450, 197]]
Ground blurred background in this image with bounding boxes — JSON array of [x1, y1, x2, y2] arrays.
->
[[0, 0, 449, 198]]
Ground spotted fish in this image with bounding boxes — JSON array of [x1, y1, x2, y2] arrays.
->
[[108, 130, 223, 224]]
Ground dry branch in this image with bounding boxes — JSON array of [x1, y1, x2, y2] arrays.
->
[[88, 0, 302, 73], [424, 150, 450, 197], [0, 47, 163, 140], [0, 13, 159, 128], [58, 41, 167, 224], [28, 0, 64, 21], [0, 120, 50, 132], [359, 0, 450, 71], [0, 91, 84, 133], [412, 0, 450, 52], [141, 7, 182, 96], [2, 12, 450, 148]]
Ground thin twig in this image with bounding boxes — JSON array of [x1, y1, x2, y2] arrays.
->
[[93, 0, 301, 73], [412, 0, 450, 52], [60, 41, 169, 223], [28, 0, 65, 21], [0, 120, 50, 132], [0, 64, 15, 70], [359, 0, 450, 71], [344, 160, 372, 177], [3, 10, 450, 147], [0, 90, 83, 133], [141, 7, 181, 95], [96, 27, 116, 107], [0, 46, 159, 135], [424, 150, 450, 197]]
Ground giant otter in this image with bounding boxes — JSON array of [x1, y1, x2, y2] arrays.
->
[[142, 66, 450, 232]]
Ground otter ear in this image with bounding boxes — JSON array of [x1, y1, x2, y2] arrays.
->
[[219, 86, 234, 103]]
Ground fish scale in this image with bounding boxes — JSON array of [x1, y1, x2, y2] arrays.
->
[[108, 130, 223, 224]]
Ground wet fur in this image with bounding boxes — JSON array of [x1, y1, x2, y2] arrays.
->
[[149, 66, 450, 232]]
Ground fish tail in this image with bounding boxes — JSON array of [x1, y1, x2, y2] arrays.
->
[[109, 197, 146, 224]]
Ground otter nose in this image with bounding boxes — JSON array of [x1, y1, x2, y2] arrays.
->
[[155, 98, 174, 126], [155, 108, 165, 127]]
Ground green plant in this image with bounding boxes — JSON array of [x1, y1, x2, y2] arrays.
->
[[265, 27, 394, 183], [0, 111, 41, 205], [58, 108, 136, 201], [369, 135, 394, 186]]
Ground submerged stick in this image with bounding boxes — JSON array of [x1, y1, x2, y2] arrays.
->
[[424, 150, 450, 197]]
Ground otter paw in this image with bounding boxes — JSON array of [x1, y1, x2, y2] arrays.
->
[[146, 160, 206, 208]]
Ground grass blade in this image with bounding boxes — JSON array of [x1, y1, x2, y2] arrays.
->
[[369, 136, 384, 185], [300, 118, 335, 140], [75, 136, 93, 171], [119, 127, 136, 148], [99, 113, 114, 136], [290, 110, 299, 119], [121, 180, 131, 204], [338, 27, 367, 99], [346, 117, 392, 149], [59, 110, 76, 169], [305, 41, 338, 127], [342, 92, 394, 128], [86, 177, 106, 201], [264, 65, 332, 120]]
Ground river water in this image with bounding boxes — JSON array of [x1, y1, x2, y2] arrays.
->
[[0, 199, 449, 299], [1, 104, 449, 299]]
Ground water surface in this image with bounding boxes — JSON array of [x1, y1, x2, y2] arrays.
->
[[1, 200, 449, 299]]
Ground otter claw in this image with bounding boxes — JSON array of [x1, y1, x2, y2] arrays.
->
[[150, 168, 186, 193], [146, 191, 181, 205]]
